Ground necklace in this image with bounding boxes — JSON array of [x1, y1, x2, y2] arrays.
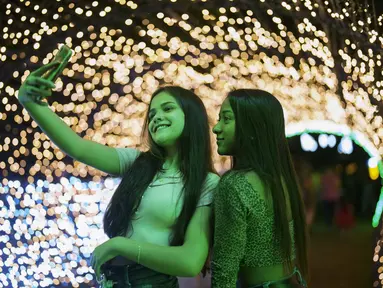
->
[[149, 169, 181, 188]]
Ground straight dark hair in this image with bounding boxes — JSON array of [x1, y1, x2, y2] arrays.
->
[[103, 86, 214, 246], [227, 89, 309, 279]]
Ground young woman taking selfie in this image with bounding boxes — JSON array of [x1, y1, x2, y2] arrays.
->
[[18, 62, 219, 287]]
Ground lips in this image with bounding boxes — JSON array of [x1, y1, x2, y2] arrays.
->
[[154, 124, 170, 132]]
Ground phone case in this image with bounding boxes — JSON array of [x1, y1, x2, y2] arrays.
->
[[44, 45, 73, 82]]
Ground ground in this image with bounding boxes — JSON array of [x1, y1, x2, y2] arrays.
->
[[309, 222, 373, 288]]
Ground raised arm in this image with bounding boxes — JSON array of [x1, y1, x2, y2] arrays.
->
[[18, 63, 121, 175]]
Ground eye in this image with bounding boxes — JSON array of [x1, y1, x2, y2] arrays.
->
[[224, 116, 230, 122], [164, 106, 173, 112]]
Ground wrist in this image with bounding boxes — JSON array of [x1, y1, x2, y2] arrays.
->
[[110, 237, 139, 262], [18, 94, 48, 107], [18, 94, 32, 105]]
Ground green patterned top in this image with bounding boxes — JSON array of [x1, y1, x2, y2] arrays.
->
[[212, 171, 296, 287]]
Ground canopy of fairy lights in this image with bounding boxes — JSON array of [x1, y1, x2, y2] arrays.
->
[[0, 0, 383, 287]]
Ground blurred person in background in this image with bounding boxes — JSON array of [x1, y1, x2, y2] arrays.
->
[[320, 166, 341, 227], [335, 196, 355, 232]]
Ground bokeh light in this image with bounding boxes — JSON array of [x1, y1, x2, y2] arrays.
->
[[0, 0, 383, 287]]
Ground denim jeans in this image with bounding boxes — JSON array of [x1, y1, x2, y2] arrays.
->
[[100, 263, 179, 288]]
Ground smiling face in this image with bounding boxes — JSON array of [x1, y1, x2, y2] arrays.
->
[[148, 91, 185, 152], [213, 97, 236, 155]]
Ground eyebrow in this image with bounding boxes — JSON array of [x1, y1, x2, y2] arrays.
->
[[149, 101, 176, 114], [220, 110, 233, 115]]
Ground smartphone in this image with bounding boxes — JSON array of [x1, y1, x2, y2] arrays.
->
[[43, 44, 73, 82]]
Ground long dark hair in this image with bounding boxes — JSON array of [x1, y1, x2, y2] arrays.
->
[[103, 86, 214, 246], [227, 89, 308, 278]]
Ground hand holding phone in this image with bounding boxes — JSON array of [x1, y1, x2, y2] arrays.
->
[[42, 44, 73, 82], [18, 62, 59, 106], [19, 45, 73, 106]]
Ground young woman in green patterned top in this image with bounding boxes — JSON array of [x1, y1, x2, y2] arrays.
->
[[211, 89, 309, 288]]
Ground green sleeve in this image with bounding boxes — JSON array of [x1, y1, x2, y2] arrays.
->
[[212, 173, 248, 288], [115, 148, 141, 174], [197, 173, 220, 207]]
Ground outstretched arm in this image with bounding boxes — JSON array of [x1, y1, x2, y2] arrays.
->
[[18, 63, 121, 175]]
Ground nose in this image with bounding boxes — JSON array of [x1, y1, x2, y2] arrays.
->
[[212, 123, 221, 134], [152, 112, 164, 124]]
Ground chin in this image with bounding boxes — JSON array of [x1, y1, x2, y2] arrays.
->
[[217, 146, 234, 156], [154, 139, 176, 150], [153, 137, 171, 146], [217, 148, 227, 156]]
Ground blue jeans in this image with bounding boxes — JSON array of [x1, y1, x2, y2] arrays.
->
[[99, 262, 179, 288], [247, 267, 307, 288]]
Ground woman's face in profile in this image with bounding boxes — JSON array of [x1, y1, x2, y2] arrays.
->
[[213, 97, 236, 156]]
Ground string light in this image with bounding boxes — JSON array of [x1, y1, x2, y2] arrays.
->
[[0, 1, 382, 287]]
